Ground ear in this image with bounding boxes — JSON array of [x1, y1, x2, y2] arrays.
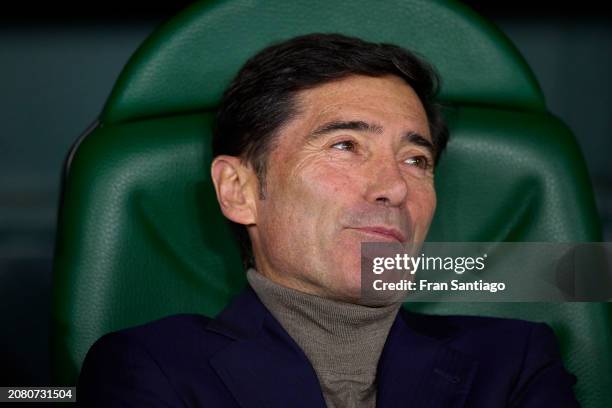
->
[[210, 155, 258, 226]]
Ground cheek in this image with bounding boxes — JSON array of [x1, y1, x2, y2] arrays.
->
[[420, 184, 436, 215], [259, 163, 340, 240], [289, 162, 358, 245], [309, 165, 355, 198], [410, 183, 437, 232]]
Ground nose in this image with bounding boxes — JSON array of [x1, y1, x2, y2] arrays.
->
[[364, 158, 409, 207]]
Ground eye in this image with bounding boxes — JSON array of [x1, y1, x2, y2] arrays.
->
[[330, 140, 357, 152], [404, 155, 432, 170]]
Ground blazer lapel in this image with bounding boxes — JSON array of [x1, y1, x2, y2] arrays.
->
[[206, 287, 478, 408], [377, 309, 479, 408], [206, 286, 326, 408]]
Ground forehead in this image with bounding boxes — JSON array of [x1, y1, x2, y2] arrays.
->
[[292, 74, 431, 140]]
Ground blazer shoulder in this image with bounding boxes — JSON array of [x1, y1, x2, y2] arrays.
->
[[86, 313, 234, 360], [441, 313, 563, 350], [108, 313, 212, 342], [403, 309, 547, 340], [402, 310, 568, 365], [78, 314, 212, 406], [402, 311, 578, 406]]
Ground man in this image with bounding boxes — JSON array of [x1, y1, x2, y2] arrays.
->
[[77, 33, 579, 407]]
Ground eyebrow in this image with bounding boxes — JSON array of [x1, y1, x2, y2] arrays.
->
[[310, 120, 383, 137], [308, 119, 435, 157]]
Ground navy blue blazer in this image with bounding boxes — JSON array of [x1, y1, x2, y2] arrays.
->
[[77, 285, 579, 407]]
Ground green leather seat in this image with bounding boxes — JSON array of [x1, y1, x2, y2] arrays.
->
[[52, 0, 611, 406]]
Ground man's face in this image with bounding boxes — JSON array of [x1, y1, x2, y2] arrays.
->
[[248, 74, 436, 302]]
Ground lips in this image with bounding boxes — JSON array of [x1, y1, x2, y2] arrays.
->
[[350, 226, 406, 242]]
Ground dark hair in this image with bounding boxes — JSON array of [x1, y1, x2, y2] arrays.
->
[[212, 33, 449, 269]]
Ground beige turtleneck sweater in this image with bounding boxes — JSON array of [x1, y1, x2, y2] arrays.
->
[[246, 268, 401, 408]]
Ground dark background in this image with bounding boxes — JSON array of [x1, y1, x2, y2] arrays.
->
[[1, 0, 611, 386]]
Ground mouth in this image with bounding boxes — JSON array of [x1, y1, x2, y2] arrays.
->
[[349, 226, 406, 243]]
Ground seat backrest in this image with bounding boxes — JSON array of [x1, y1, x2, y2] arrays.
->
[[52, 0, 610, 406]]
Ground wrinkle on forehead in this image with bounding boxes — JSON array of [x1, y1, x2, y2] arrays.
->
[[294, 75, 431, 142]]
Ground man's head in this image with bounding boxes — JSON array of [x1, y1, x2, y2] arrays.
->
[[211, 33, 448, 302]]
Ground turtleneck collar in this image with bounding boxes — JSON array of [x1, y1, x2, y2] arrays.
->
[[246, 268, 402, 408], [247, 268, 401, 346]]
